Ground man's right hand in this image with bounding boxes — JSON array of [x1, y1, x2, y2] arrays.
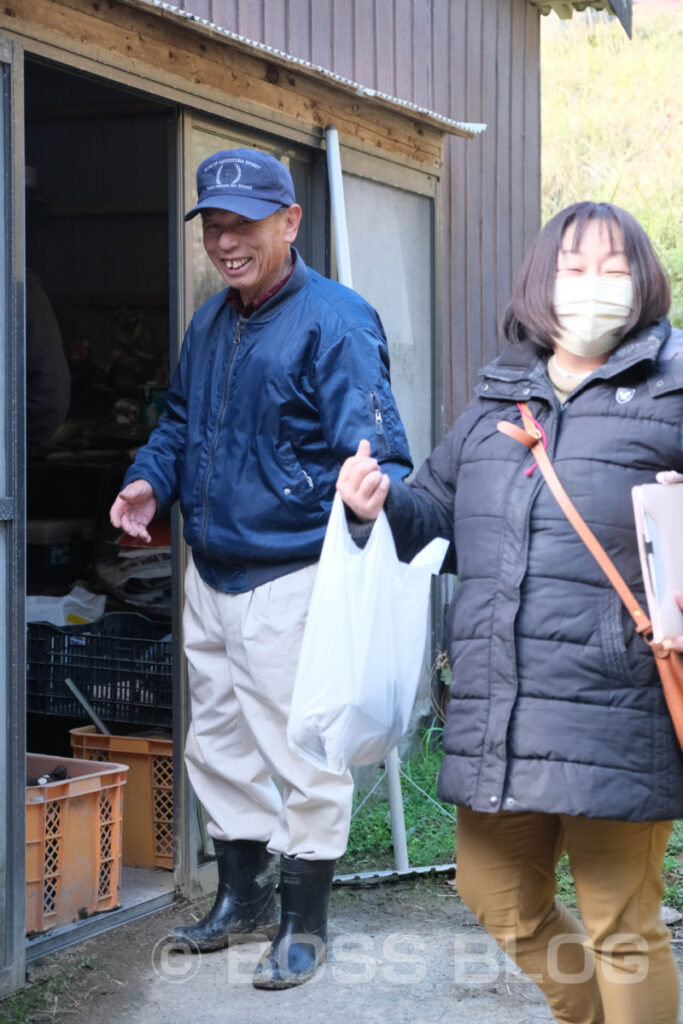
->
[[336, 439, 390, 522], [109, 479, 157, 543]]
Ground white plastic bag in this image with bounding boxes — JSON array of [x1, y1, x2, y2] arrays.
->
[[26, 585, 106, 626], [287, 492, 449, 774]]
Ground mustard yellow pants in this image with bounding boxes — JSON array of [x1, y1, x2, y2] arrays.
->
[[456, 807, 680, 1024]]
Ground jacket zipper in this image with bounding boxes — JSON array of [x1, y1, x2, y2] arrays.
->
[[200, 317, 245, 548], [370, 390, 389, 455]]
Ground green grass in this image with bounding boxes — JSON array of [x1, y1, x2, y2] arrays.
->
[[0, 956, 93, 1024], [340, 723, 683, 920], [338, 722, 456, 874], [663, 819, 683, 914], [541, 5, 683, 325], [555, 852, 579, 911]]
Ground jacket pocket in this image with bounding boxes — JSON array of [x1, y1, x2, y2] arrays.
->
[[274, 441, 316, 500], [598, 590, 634, 685], [366, 390, 390, 457]]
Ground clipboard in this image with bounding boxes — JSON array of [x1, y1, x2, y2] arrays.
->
[[631, 483, 683, 643]]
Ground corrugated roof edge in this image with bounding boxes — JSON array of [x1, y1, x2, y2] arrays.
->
[[531, 1, 632, 38], [121, 0, 487, 139]]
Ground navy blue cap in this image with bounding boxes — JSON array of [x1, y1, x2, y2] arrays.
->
[[184, 147, 296, 222]]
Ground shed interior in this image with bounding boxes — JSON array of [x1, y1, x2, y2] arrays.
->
[[24, 58, 177, 943]]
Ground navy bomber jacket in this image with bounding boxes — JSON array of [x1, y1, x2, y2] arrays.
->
[[384, 319, 683, 823], [124, 249, 412, 593]]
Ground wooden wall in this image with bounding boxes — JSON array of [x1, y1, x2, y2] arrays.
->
[[179, 0, 542, 423]]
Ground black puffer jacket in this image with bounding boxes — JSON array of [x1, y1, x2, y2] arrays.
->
[[386, 319, 683, 821]]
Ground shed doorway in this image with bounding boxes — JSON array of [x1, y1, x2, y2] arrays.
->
[[24, 58, 179, 953]]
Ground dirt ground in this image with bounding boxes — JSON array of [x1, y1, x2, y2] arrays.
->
[[3, 878, 683, 1024]]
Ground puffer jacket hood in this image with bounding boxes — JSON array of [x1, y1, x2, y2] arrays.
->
[[386, 319, 683, 822]]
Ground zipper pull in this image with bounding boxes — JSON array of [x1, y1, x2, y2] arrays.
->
[[234, 318, 245, 345], [370, 392, 385, 433]]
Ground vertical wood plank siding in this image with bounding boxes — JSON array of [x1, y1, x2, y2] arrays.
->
[[180, 0, 541, 424]]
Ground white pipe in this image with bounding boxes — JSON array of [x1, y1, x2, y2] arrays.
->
[[386, 748, 410, 872], [324, 126, 409, 874], [324, 125, 353, 289], [63, 677, 111, 736]]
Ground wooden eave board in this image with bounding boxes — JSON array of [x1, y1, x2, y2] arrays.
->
[[120, 0, 485, 140], [0, 0, 464, 170]]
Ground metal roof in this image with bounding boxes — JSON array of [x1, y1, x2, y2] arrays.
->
[[530, 0, 632, 37], [119, 0, 486, 139]]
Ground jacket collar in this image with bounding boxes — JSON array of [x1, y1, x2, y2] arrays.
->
[[239, 247, 308, 322], [591, 318, 672, 381], [477, 319, 673, 401]]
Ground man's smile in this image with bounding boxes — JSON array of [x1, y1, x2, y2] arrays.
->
[[223, 257, 251, 270]]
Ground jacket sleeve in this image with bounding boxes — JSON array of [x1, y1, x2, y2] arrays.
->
[[383, 402, 481, 569], [312, 325, 412, 476], [122, 323, 192, 513]]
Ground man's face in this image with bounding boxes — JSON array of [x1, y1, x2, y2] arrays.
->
[[201, 205, 302, 305]]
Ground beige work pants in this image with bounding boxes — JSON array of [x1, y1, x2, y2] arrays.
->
[[456, 806, 679, 1024], [182, 555, 354, 860]]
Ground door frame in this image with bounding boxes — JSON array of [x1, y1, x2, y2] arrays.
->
[[0, 32, 26, 999]]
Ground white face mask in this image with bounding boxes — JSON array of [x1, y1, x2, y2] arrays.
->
[[553, 275, 633, 357]]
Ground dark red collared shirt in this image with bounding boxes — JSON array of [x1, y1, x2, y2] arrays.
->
[[225, 255, 296, 318]]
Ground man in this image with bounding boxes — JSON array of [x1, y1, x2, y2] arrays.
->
[[110, 147, 411, 989]]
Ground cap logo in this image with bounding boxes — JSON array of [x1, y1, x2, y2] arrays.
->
[[203, 156, 261, 193], [216, 159, 242, 187], [616, 386, 635, 404]]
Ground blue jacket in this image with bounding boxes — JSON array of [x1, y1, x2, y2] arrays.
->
[[124, 250, 412, 593], [385, 319, 683, 822]]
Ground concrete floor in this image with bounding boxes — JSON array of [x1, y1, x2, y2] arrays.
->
[[10, 876, 683, 1024]]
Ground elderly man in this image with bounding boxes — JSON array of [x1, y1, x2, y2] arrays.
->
[[110, 147, 411, 988]]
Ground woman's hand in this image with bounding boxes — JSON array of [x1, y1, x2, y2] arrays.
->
[[663, 591, 683, 654], [654, 471, 683, 652], [336, 439, 390, 522]]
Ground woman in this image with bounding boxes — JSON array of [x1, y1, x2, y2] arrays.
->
[[338, 201, 683, 1024]]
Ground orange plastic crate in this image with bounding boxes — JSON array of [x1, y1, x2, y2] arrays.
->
[[70, 726, 174, 870], [25, 753, 128, 935]]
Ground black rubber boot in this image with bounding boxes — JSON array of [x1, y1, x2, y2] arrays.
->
[[252, 855, 335, 989], [168, 839, 278, 952]]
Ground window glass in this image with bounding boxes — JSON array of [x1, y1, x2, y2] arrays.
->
[[342, 174, 434, 473]]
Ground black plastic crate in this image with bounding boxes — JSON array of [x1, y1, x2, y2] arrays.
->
[[27, 613, 173, 728]]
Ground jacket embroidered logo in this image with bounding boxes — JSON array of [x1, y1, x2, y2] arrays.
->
[[616, 386, 636, 404]]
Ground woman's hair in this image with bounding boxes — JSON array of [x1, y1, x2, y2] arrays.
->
[[502, 201, 671, 349]]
